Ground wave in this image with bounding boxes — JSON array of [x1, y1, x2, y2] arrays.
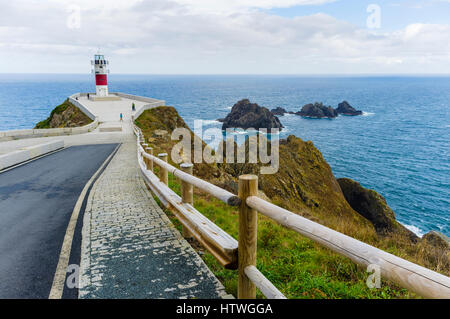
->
[[402, 223, 425, 238], [201, 119, 221, 125], [362, 111, 375, 116]]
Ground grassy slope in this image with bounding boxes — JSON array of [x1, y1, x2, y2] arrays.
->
[[160, 173, 412, 299], [35, 99, 92, 129], [136, 106, 448, 299]]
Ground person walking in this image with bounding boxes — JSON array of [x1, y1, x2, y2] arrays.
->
[[120, 113, 123, 122]]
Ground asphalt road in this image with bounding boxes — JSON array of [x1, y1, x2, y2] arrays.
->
[[0, 144, 118, 298]]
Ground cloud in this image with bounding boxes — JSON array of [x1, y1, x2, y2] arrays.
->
[[0, 0, 449, 73], [169, 0, 338, 14]]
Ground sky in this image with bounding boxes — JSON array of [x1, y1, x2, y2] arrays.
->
[[0, 0, 449, 74]]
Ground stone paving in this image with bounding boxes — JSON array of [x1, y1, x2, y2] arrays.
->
[[79, 141, 228, 299]]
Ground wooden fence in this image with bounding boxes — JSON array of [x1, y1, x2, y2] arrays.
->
[[133, 125, 450, 299]]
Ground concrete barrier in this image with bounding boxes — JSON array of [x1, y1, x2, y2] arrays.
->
[[112, 92, 165, 104], [0, 118, 99, 142], [68, 93, 96, 120], [111, 92, 166, 121], [0, 140, 64, 171], [99, 126, 122, 132]]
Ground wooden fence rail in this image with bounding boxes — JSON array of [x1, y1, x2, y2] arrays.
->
[[133, 125, 450, 299], [246, 195, 450, 299]]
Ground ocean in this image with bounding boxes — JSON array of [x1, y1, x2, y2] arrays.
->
[[0, 74, 448, 237]]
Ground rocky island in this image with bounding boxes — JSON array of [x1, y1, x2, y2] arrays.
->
[[335, 101, 363, 116], [270, 107, 288, 116], [298, 102, 338, 119], [269, 100, 363, 119], [221, 99, 283, 130]]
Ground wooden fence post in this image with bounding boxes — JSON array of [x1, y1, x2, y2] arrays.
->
[[158, 153, 168, 185], [180, 163, 194, 238], [145, 147, 153, 172], [238, 174, 258, 299]]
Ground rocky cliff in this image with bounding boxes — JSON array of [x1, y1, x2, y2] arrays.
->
[[336, 101, 363, 116], [270, 101, 363, 118], [270, 107, 287, 116], [35, 99, 92, 129], [298, 102, 338, 118], [221, 99, 283, 130], [136, 106, 449, 276], [337, 178, 418, 240]]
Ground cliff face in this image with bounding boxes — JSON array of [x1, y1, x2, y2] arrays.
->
[[35, 99, 92, 129], [136, 106, 449, 276], [337, 178, 418, 240], [134, 106, 227, 181], [219, 135, 376, 238], [137, 106, 376, 239]]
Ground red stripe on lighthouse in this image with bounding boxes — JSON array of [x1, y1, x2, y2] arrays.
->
[[96, 74, 108, 86]]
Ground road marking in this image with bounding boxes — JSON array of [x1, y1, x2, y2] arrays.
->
[[48, 143, 121, 299]]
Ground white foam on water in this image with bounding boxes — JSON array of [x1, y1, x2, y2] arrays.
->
[[362, 111, 375, 116], [201, 119, 221, 125], [402, 223, 425, 238]]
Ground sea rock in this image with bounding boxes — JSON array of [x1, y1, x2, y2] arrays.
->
[[298, 102, 338, 119], [422, 231, 449, 249], [271, 107, 287, 116], [221, 99, 284, 130], [337, 178, 418, 240], [336, 101, 363, 116]]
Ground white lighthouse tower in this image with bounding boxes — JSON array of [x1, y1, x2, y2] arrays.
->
[[91, 52, 109, 97]]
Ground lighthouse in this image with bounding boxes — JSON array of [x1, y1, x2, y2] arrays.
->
[[91, 53, 109, 97]]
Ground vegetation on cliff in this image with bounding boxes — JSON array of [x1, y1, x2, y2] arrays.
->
[[136, 106, 449, 298], [35, 99, 92, 129]]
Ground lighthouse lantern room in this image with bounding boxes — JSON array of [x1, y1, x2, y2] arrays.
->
[[91, 53, 110, 97]]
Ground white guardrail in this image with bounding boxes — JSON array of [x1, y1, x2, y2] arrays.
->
[[0, 140, 64, 171], [116, 93, 165, 121], [0, 93, 99, 142]]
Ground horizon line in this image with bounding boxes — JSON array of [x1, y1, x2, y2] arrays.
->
[[1, 72, 450, 77]]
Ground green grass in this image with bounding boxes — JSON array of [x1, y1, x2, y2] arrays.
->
[[35, 99, 92, 129], [153, 171, 414, 299], [35, 99, 72, 128]]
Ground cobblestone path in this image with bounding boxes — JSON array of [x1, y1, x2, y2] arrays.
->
[[79, 142, 228, 298]]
